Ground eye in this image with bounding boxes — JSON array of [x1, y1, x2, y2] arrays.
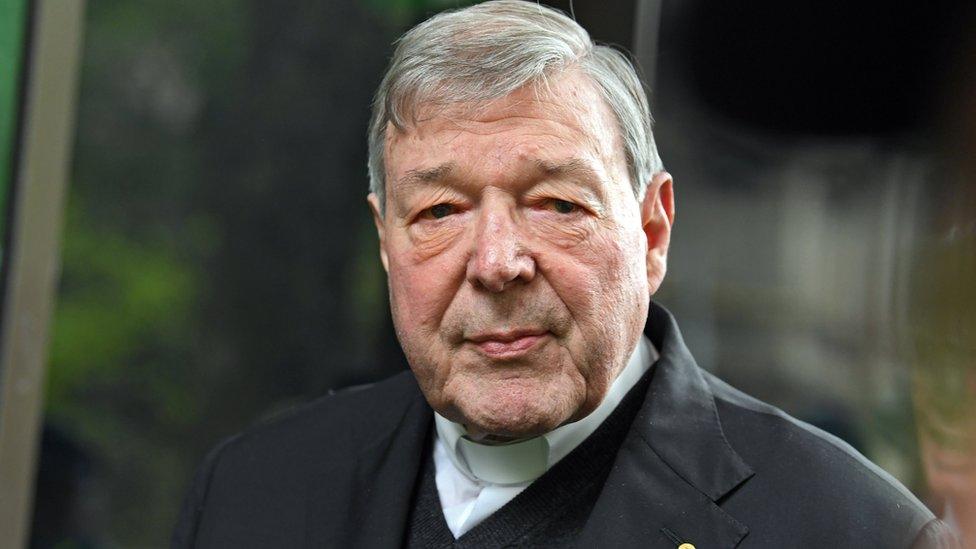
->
[[423, 203, 455, 219], [550, 199, 578, 214]]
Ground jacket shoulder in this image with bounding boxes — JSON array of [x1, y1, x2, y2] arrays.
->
[[222, 369, 418, 455], [702, 371, 935, 546], [172, 370, 422, 547]]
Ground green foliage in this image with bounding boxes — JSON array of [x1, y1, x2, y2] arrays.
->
[[44, 198, 202, 545], [47, 200, 197, 418]]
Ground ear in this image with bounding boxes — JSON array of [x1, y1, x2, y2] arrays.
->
[[640, 171, 674, 295], [367, 192, 389, 273]]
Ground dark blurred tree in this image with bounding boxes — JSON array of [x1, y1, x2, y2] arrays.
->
[[190, 0, 404, 452]]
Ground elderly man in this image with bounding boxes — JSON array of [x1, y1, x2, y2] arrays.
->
[[174, 1, 953, 547]]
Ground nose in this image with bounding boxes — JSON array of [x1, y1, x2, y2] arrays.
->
[[466, 206, 535, 292]]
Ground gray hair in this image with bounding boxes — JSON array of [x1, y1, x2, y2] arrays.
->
[[367, 0, 663, 210]]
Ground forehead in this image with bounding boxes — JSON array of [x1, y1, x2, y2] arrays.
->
[[384, 71, 627, 188]]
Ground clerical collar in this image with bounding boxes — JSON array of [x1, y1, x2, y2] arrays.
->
[[434, 334, 657, 485]]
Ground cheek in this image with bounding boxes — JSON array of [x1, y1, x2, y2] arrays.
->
[[407, 217, 468, 261], [599, 229, 647, 289], [525, 211, 593, 247], [540, 226, 648, 376], [386, 234, 469, 340], [549, 226, 646, 311], [387, 254, 464, 399]]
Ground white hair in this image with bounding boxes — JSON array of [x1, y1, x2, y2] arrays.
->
[[367, 0, 663, 209]]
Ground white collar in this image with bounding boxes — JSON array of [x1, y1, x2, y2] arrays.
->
[[434, 334, 657, 485]]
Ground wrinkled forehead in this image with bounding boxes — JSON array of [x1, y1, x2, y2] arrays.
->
[[384, 70, 627, 177]]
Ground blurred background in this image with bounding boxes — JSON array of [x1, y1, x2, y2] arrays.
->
[[1, 0, 974, 546]]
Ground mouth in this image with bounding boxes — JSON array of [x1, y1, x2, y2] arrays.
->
[[466, 329, 550, 359]]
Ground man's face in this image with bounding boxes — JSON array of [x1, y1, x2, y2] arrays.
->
[[369, 70, 673, 438]]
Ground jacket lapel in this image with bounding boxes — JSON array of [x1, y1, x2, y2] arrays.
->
[[579, 303, 755, 548], [305, 381, 432, 549]]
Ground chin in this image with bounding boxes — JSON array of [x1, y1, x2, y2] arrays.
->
[[448, 377, 588, 439]]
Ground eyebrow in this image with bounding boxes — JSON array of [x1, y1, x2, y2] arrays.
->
[[533, 158, 601, 183], [534, 157, 608, 199], [398, 162, 457, 189], [398, 158, 601, 188]]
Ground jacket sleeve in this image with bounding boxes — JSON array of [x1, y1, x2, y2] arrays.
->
[[170, 436, 238, 549]]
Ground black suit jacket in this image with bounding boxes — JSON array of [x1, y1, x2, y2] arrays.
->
[[173, 303, 952, 548]]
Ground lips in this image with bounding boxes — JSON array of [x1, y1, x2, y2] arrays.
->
[[467, 329, 549, 358]]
